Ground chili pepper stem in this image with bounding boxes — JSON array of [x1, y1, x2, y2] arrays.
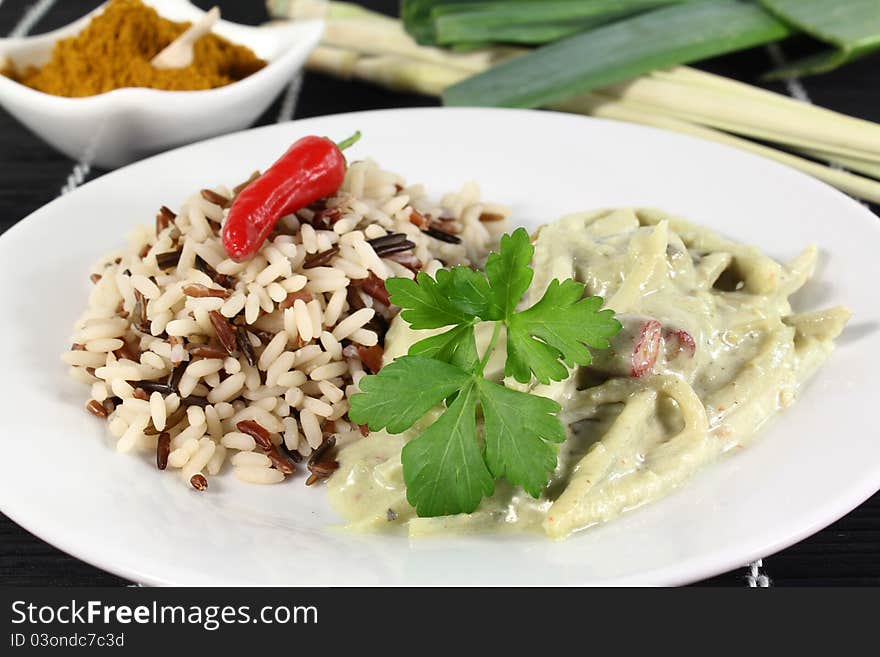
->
[[336, 130, 362, 151]]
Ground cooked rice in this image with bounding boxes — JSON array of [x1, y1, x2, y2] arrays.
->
[[64, 158, 509, 489]]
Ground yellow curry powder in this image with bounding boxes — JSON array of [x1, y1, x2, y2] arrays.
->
[[5, 0, 266, 97]]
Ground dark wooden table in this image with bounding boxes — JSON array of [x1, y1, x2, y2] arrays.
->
[[1, 0, 878, 587]]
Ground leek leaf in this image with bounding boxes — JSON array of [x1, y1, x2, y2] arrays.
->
[[402, 0, 508, 45], [443, 0, 792, 109], [432, 1, 695, 46], [760, 0, 880, 78]]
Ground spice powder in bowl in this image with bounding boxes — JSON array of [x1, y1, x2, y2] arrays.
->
[[2, 0, 266, 97]]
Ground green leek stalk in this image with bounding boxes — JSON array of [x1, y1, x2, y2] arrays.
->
[[431, 1, 696, 46], [270, 1, 880, 203], [442, 0, 793, 108], [761, 0, 880, 78]]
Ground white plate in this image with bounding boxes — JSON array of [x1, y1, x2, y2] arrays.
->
[[1, 108, 878, 586]]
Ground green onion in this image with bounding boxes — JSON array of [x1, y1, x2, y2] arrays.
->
[[442, 0, 792, 109], [431, 1, 693, 46], [761, 0, 880, 78]]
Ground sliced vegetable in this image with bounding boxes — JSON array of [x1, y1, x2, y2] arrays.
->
[[761, 0, 880, 78], [442, 0, 792, 108]]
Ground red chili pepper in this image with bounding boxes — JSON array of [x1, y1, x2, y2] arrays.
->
[[665, 328, 696, 360], [222, 132, 361, 262], [631, 319, 663, 378]]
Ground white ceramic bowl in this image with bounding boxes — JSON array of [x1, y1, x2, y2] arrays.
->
[[0, 0, 323, 168]]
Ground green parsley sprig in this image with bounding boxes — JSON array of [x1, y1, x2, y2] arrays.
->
[[349, 228, 622, 517]]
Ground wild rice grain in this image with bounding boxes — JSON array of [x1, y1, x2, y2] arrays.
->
[[86, 399, 108, 418], [236, 327, 257, 366], [190, 473, 208, 491], [183, 283, 230, 299], [265, 444, 296, 474], [358, 273, 391, 306], [156, 432, 171, 469], [207, 310, 237, 356], [236, 419, 272, 450], [424, 226, 462, 244], [303, 246, 340, 269], [200, 188, 230, 208]]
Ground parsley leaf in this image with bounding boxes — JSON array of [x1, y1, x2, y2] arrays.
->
[[409, 324, 479, 371], [401, 382, 494, 516], [506, 281, 622, 384], [386, 266, 492, 329], [349, 355, 471, 434], [478, 379, 565, 498], [484, 228, 534, 319]]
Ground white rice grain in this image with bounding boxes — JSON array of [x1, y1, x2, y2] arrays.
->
[[310, 361, 349, 381], [282, 417, 300, 451], [231, 452, 271, 468], [150, 391, 167, 431], [221, 431, 256, 451], [168, 437, 200, 468], [332, 308, 374, 341], [182, 439, 216, 481], [206, 444, 226, 475], [207, 372, 246, 404], [235, 466, 284, 484], [257, 331, 288, 371], [293, 299, 314, 342], [300, 408, 323, 448], [84, 338, 124, 353]]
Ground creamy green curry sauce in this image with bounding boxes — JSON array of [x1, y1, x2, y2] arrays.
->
[[328, 208, 850, 539]]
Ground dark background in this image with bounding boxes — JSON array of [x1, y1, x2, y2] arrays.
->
[[1, 0, 878, 587]]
